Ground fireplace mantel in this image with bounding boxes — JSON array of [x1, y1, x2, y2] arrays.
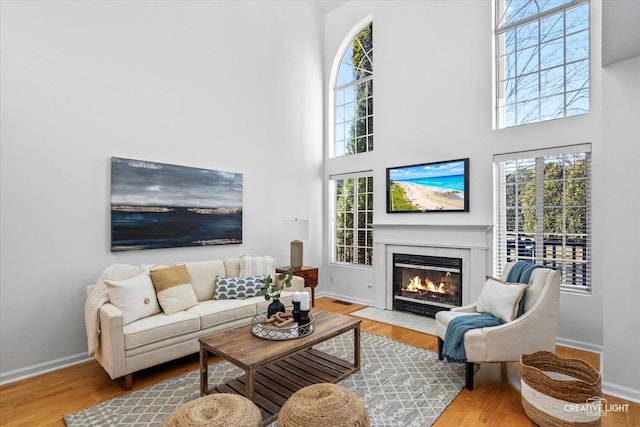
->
[[371, 223, 493, 312]]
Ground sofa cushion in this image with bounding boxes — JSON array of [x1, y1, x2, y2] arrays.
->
[[184, 260, 226, 301], [123, 310, 200, 350], [476, 276, 528, 322], [239, 255, 276, 278], [188, 299, 257, 329], [150, 265, 199, 314], [104, 270, 161, 325], [213, 275, 265, 300], [223, 258, 241, 278]]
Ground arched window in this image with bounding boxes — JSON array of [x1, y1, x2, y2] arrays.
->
[[334, 23, 373, 157], [329, 21, 374, 267]]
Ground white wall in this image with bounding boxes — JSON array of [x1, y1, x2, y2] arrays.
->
[[0, 0, 324, 381], [601, 55, 640, 401], [323, 1, 638, 399]]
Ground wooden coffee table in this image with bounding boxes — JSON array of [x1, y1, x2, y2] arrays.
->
[[199, 308, 361, 426]]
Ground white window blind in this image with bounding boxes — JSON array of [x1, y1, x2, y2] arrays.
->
[[494, 144, 591, 292]]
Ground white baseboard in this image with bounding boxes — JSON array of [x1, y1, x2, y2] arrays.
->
[[316, 291, 374, 307], [556, 337, 603, 354], [0, 352, 90, 385], [602, 381, 640, 404]]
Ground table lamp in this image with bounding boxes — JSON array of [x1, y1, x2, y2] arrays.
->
[[284, 219, 309, 269]]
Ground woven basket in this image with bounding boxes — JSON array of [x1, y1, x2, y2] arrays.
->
[[161, 393, 261, 427], [520, 351, 602, 426], [279, 383, 370, 427]]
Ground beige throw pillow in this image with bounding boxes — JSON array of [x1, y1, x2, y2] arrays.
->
[[104, 270, 161, 325], [476, 276, 528, 323], [150, 264, 199, 314]]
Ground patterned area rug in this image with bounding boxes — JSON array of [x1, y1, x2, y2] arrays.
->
[[64, 332, 467, 426]]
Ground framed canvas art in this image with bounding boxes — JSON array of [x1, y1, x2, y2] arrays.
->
[[110, 157, 243, 251]]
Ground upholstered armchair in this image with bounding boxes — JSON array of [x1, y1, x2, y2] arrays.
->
[[435, 262, 561, 390]]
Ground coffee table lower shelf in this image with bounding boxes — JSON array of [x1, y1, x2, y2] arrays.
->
[[210, 347, 357, 426]]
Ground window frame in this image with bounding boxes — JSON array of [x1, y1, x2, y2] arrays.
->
[[333, 22, 373, 158], [329, 172, 374, 267], [494, 144, 592, 293], [494, 0, 590, 129]]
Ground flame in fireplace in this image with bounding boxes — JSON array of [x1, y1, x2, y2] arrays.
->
[[406, 275, 446, 294]]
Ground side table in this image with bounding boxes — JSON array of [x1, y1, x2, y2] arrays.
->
[[276, 266, 318, 307]]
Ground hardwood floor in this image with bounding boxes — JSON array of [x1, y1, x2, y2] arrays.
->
[[1, 297, 638, 426]]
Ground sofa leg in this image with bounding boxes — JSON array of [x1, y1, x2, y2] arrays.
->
[[125, 373, 133, 390], [437, 337, 444, 360], [465, 362, 475, 390]]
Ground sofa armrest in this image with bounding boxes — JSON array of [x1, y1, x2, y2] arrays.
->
[[451, 303, 478, 313], [95, 303, 126, 379], [277, 275, 305, 292]]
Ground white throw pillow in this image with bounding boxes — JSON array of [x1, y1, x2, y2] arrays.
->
[[150, 264, 199, 314], [104, 270, 161, 325], [239, 255, 276, 278], [476, 276, 528, 323]]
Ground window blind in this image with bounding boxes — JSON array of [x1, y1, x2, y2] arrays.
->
[[494, 144, 592, 292]]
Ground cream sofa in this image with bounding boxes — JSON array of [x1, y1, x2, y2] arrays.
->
[[85, 257, 307, 389]]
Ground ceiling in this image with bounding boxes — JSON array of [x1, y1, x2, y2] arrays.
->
[[314, 0, 347, 14]]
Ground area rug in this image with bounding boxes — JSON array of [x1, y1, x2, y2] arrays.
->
[[64, 332, 467, 427]]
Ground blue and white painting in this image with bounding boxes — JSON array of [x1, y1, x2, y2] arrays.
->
[[110, 157, 242, 252]]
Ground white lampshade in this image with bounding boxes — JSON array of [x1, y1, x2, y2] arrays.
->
[[284, 219, 309, 241]]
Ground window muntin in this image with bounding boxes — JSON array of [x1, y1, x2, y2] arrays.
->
[[334, 23, 373, 157], [495, 145, 591, 292], [331, 174, 373, 266], [495, 0, 590, 128]]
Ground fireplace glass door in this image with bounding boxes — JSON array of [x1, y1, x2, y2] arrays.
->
[[393, 254, 462, 316]]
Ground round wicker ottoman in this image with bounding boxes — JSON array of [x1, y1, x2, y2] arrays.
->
[[279, 383, 370, 427], [521, 351, 602, 427], [162, 393, 262, 427]]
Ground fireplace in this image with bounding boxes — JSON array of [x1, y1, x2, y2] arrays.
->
[[393, 253, 463, 317]]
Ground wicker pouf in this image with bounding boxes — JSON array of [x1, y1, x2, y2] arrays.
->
[[279, 383, 370, 427], [520, 351, 602, 427], [162, 393, 262, 427]]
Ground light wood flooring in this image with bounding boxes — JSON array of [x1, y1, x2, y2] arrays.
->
[[1, 297, 638, 426]]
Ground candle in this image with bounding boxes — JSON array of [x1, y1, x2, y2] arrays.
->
[[293, 291, 301, 302], [300, 291, 310, 311]]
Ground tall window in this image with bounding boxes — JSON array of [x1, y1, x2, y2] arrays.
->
[[334, 23, 373, 157], [494, 144, 591, 292], [331, 174, 374, 266], [495, 0, 590, 128]]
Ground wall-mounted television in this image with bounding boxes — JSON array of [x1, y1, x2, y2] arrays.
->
[[386, 158, 469, 213]]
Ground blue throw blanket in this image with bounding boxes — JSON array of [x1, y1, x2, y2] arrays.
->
[[442, 261, 542, 363], [442, 313, 502, 362], [506, 260, 541, 284]]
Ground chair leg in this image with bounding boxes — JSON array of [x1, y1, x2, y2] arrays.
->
[[465, 362, 475, 390], [437, 337, 444, 360], [125, 373, 133, 390]]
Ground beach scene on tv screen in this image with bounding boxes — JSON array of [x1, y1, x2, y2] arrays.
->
[[389, 160, 466, 211]]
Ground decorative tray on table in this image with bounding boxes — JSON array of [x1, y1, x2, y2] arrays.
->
[[251, 312, 314, 340]]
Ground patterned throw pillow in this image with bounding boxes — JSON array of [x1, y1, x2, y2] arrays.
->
[[150, 264, 199, 314], [213, 275, 265, 300]]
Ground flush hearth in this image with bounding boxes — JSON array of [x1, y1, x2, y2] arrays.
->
[[393, 253, 462, 317]]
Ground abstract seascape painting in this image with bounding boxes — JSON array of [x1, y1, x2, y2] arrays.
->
[[110, 157, 242, 251]]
